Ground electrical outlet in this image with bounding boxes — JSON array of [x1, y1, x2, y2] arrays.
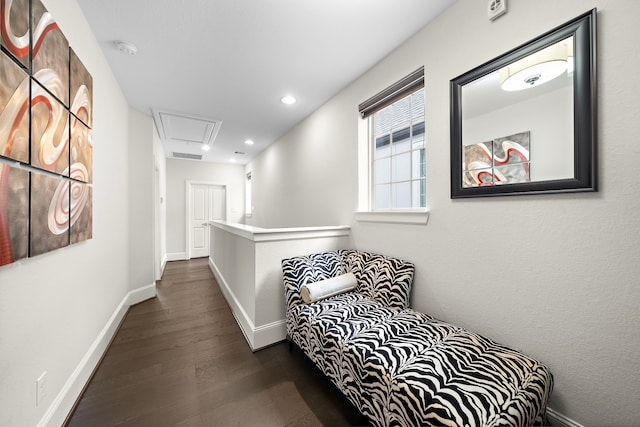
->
[[488, 0, 507, 21], [36, 371, 47, 407]]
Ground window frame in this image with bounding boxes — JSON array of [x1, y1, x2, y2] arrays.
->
[[356, 68, 429, 225], [245, 172, 252, 218]]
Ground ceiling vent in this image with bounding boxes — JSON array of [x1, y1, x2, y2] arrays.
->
[[152, 108, 222, 145], [173, 152, 203, 160]]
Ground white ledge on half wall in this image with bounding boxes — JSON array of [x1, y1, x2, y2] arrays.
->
[[354, 210, 430, 225], [209, 221, 351, 351], [210, 220, 351, 242]]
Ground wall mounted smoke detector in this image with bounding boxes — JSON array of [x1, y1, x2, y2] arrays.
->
[[488, 0, 507, 21], [115, 41, 138, 55]]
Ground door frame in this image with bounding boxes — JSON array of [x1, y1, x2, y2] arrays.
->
[[153, 161, 162, 281], [185, 180, 227, 260]]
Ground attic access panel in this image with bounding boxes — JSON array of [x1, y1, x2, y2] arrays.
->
[[152, 109, 222, 146]]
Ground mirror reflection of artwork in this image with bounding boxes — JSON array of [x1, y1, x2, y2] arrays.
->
[[30, 172, 70, 257], [463, 131, 530, 187], [0, 164, 29, 266], [0, 50, 30, 163], [0, 0, 30, 68], [463, 142, 493, 187], [31, 0, 69, 107], [70, 48, 93, 128], [31, 79, 69, 175]]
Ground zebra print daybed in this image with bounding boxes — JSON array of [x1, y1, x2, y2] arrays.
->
[[282, 250, 553, 427]]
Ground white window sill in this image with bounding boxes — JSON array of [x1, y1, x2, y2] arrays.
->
[[354, 210, 430, 225]]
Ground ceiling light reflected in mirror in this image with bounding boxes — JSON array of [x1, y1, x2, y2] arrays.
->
[[500, 39, 572, 91]]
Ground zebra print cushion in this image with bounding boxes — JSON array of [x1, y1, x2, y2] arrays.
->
[[344, 250, 414, 310], [281, 251, 553, 427]]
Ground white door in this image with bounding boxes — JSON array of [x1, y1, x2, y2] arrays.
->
[[189, 184, 210, 259], [210, 186, 225, 221], [188, 183, 226, 259]]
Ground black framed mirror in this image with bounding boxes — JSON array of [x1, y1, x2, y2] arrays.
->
[[450, 9, 596, 198]]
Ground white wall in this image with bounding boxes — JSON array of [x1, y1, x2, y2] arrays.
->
[[0, 0, 131, 425], [245, 89, 359, 228], [165, 159, 245, 257], [246, 1, 640, 425], [128, 108, 156, 289]]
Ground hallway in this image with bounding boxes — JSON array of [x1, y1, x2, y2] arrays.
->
[[66, 258, 367, 426]]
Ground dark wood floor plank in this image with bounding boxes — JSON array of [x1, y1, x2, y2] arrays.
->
[[65, 258, 368, 427]]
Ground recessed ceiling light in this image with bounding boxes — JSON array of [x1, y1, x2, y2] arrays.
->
[[201, 144, 211, 151], [230, 158, 237, 163], [115, 41, 138, 56], [244, 139, 254, 145], [281, 95, 296, 105]]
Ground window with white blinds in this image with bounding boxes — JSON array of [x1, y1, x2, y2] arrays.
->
[[369, 86, 426, 209]]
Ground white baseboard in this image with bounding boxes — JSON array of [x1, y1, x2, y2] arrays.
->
[[126, 283, 157, 306], [166, 252, 186, 262], [547, 407, 584, 427], [161, 253, 168, 275], [37, 283, 157, 427], [253, 319, 287, 350], [208, 258, 286, 351], [208, 258, 255, 348]]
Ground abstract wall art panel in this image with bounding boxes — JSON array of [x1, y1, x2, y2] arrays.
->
[[493, 132, 530, 165], [31, 0, 69, 107], [0, 0, 30, 68], [463, 141, 491, 168], [70, 180, 91, 244], [70, 48, 92, 128], [0, 163, 28, 266], [463, 142, 492, 187], [30, 171, 69, 257], [70, 115, 92, 183], [463, 131, 530, 187], [31, 79, 69, 175], [0, 50, 30, 163], [463, 165, 494, 188], [494, 164, 529, 185], [492, 131, 530, 185], [0, 0, 93, 268]]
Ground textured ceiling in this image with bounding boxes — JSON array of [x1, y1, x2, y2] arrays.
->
[[77, 0, 457, 164]]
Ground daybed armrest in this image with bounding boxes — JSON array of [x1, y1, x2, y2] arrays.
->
[[281, 250, 348, 311], [344, 250, 414, 310]]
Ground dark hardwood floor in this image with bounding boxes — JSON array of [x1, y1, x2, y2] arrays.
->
[[65, 258, 368, 427]]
